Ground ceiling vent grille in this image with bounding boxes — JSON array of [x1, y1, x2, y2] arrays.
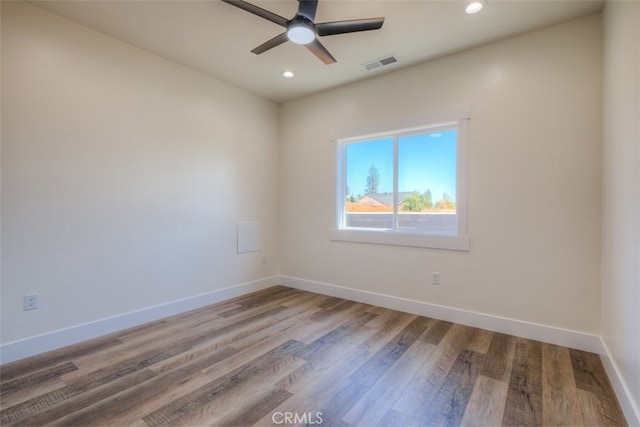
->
[[362, 55, 399, 71]]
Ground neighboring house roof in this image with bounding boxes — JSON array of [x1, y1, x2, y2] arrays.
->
[[357, 195, 386, 207], [361, 192, 414, 206]]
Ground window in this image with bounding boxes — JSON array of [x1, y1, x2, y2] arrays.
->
[[333, 106, 470, 251]]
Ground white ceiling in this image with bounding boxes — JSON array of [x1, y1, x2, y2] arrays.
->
[[30, 0, 604, 103]]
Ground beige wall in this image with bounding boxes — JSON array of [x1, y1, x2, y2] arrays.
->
[[280, 15, 603, 334], [1, 2, 280, 344], [602, 0, 640, 419]]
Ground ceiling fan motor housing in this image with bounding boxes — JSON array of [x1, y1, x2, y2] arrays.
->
[[287, 15, 315, 45]]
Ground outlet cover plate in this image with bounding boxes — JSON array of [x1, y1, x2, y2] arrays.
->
[[24, 293, 39, 310]]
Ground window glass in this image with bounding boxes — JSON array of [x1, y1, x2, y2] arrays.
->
[[397, 128, 457, 234], [345, 138, 394, 229], [341, 127, 458, 236]]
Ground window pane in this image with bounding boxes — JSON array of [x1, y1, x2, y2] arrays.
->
[[397, 129, 457, 234], [345, 138, 394, 229]]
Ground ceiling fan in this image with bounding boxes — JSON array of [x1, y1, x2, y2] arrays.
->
[[222, 0, 385, 64]]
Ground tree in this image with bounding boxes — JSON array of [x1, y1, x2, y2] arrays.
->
[[423, 189, 433, 209], [403, 191, 427, 211], [435, 192, 456, 210], [365, 164, 380, 194]]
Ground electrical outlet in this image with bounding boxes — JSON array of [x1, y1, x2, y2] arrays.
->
[[262, 255, 267, 265], [431, 272, 440, 286], [24, 293, 39, 311]]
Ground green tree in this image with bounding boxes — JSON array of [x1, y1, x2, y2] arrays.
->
[[402, 191, 427, 211], [365, 164, 380, 194]]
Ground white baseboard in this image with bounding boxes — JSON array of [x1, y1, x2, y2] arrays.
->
[[0, 276, 280, 365], [280, 275, 605, 354], [600, 338, 640, 427]]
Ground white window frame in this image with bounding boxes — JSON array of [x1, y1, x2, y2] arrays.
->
[[331, 105, 470, 251]]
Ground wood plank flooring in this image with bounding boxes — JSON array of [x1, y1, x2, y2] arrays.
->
[[0, 286, 627, 426]]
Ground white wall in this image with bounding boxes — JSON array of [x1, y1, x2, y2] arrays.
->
[[602, 0, 640, 422], [280, 15, 603, 334], [1, 2, 279, 345]]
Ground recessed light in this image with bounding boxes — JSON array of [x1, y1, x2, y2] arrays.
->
[[465, 0, 486, 14], [282, 71, 294, 78]]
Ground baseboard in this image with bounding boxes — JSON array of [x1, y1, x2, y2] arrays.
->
[[600, 338, 640, 426], [280, 275, 604, 354], [0, 276, 280, 365]]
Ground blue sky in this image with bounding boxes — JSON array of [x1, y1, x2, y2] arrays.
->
[[345, 129, 457, 201]]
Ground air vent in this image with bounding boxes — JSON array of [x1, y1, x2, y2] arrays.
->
[[362, 55, 399, 71]]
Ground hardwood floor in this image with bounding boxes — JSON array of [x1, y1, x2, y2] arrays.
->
[[0, 286, 627, 426]]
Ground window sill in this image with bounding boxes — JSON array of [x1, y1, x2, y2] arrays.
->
[[330, 229, 470, 251]]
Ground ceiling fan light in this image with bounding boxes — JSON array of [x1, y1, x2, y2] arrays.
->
[[287, 23, 315, 45], [465, 0, 486, 14]]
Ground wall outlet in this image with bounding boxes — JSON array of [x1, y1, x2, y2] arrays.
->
[[262, 255, 267, 265], [24, 293, 39, 310], [431, 272, 440, 286]]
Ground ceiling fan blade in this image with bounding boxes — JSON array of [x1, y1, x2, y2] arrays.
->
[[222, 0, 288, 27], [297, 0, 318, 21], [305, 39, 336, 64], [316, 17, 385, 37], [251, 32, 289, 55]]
